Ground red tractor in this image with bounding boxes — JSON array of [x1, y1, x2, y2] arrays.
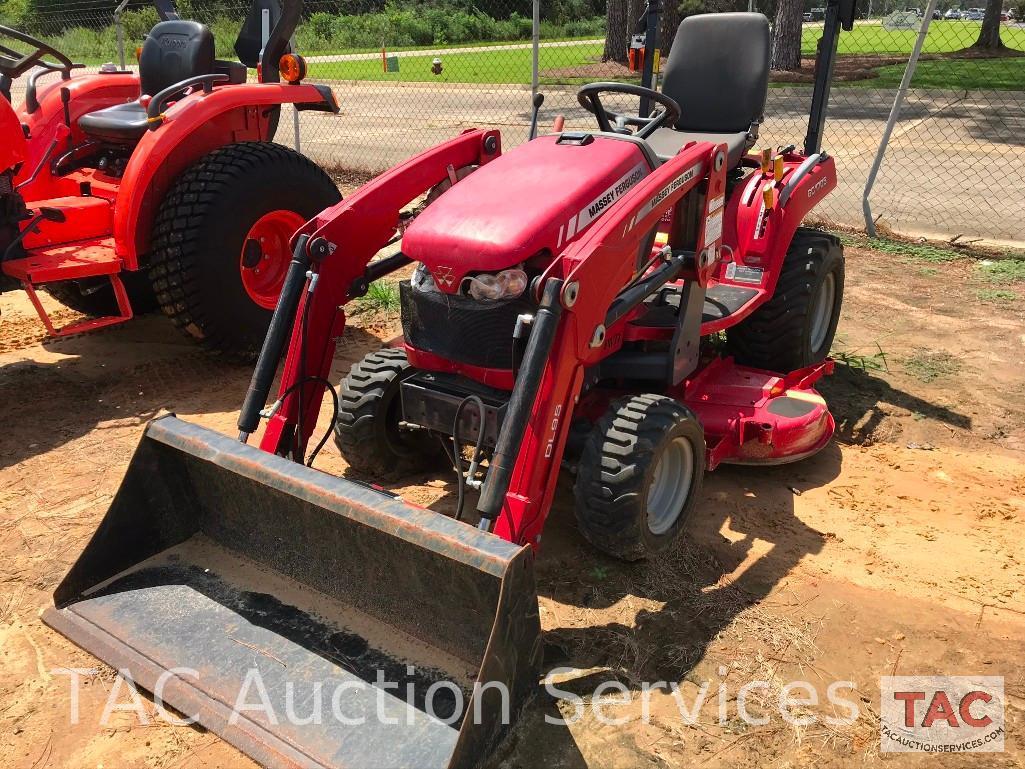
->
[[46, 4, 858, 769], [0, 0, 339, 357]]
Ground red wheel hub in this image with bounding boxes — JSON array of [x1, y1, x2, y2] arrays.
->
[[239, 209, 307, 309]]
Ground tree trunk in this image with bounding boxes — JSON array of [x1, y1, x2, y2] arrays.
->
[[771, 0, 805, 71], [603, 0, 631, 64], [972, 0, 1005, 49]]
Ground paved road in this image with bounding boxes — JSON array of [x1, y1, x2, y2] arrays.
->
[[7, 76, 1024, 243]]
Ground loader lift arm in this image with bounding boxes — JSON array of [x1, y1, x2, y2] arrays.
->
[[242, 129, 504, 458]]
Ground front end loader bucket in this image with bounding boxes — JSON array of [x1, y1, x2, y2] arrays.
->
[[43, 415, 541, 769]]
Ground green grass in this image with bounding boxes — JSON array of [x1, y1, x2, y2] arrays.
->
[[820, 20, 1025, 56], [840, 234, 966, 263], [903, 349, 961, 383], [977, 288, 1018, 303], [311, 41, 602, 83], [352, 280, 401, 315], [978, 258, 1025, 283], [863, 56, 1025, 90], [309, 22, 1025, 88]]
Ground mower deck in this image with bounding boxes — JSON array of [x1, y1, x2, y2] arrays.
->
[[685, 357, 835, 470]]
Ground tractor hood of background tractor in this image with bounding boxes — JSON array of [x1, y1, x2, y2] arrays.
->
[[403, 134, 652, 291]]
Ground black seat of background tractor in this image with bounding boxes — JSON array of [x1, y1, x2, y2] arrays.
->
[[645, 12, 770, 166], [78, 20, 215, 143]]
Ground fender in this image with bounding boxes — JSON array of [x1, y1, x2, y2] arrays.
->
[[716, 153, 838, 322], [113, 82, 337, 268], [0, 96, 27, 173]]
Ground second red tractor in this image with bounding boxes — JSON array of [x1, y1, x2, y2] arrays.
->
[[0, 0, 339, 357]]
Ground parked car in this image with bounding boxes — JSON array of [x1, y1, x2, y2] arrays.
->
[[932, 8, 943, 17], [943, 7, 963, 18], [964, 7, 984, 19]]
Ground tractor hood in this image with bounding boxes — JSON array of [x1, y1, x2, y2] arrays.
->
[[402, 134, 652, 292]]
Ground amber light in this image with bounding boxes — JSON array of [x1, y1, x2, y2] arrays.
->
[[278, 54, 307, 84]]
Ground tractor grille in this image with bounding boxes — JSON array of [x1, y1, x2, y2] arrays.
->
[[400, 280, 535, 370]]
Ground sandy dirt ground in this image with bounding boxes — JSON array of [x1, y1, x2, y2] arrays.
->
[[1, 240, 1023, 768]]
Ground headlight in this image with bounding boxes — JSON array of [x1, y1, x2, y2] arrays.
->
[[463, 269, 528, 301]]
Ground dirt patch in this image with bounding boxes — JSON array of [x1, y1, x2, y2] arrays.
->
[[1, 242, 1023, 768]]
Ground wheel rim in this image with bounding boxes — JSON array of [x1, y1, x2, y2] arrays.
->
[[646, 436, 695, 536], [239, 210, 307, 310], [809, 272, 836, 354]]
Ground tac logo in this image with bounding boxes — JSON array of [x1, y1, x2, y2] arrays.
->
[[880, 676, 1005, 753]]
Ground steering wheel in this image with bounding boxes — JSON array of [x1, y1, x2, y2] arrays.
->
[[577, 82, 681, 140], [0, 24, 76, 80]]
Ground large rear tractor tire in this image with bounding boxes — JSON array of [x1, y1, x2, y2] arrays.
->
[[44, 271, 157, 316], [725, 228, 844, 371], [147, 142, 340, 359], [334, 348, 445, 476], [574, 394, 705, 561]]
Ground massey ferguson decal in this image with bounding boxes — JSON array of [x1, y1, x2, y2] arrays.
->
[[628, 163, 703, 230], [434, 265, 455, 287], [558, 163, 647, 246]]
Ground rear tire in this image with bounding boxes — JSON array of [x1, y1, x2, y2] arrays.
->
[[334, 348, 444, 476], [574, 394, 705, 561], [44, 272, 157, 316], [147, 142, 340, 360], [725, 228, 844, 371]]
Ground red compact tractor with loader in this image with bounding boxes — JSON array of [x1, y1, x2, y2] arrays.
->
[[0, 0, 339, 356], [45, 2, 857, 768]]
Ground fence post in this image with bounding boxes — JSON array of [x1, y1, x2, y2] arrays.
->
[[114, 0, 130, 70], [862, 0, 938, 236], [531, 0, 540, 99], [290, 35, 301, 152]]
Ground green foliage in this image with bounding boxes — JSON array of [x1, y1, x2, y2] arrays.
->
[[840, 233, 966, 263], [976, 288, 1018, 303], [119, 8, 158, 43], [903, 349, 960, 383], [678, 0, 708, 19], [0, 0, 29, 27], [353, 281, 401, 315], [978, 258, 1025, 284]]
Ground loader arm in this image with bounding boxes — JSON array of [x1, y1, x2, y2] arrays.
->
[[486, 141, 727, 547], [258, 128, 503, 456]]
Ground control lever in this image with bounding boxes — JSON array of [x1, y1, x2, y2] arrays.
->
[[528, 92, 544, 141]]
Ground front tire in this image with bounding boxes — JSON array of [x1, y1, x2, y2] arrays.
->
[[334, 348, 444, 476], [574, 394, 705, 561], [147, 142, 340, 359], [726, 228, 844, 371]]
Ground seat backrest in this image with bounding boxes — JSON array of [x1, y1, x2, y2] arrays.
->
[[660, 13, 770, 134], [139, 20, 215, 97]]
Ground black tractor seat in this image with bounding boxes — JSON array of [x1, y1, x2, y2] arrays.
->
[[646, 129, 752, 168], [78, 101, 150, 143], [78, 19, 228, 144], [642, 12, 770, 167]]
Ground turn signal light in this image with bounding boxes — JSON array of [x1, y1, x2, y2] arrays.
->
[[279, 53, 307, 84], [134, 45, 142, 62]]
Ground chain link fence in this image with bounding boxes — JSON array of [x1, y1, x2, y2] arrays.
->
[[2, 0, 1023, 242]]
